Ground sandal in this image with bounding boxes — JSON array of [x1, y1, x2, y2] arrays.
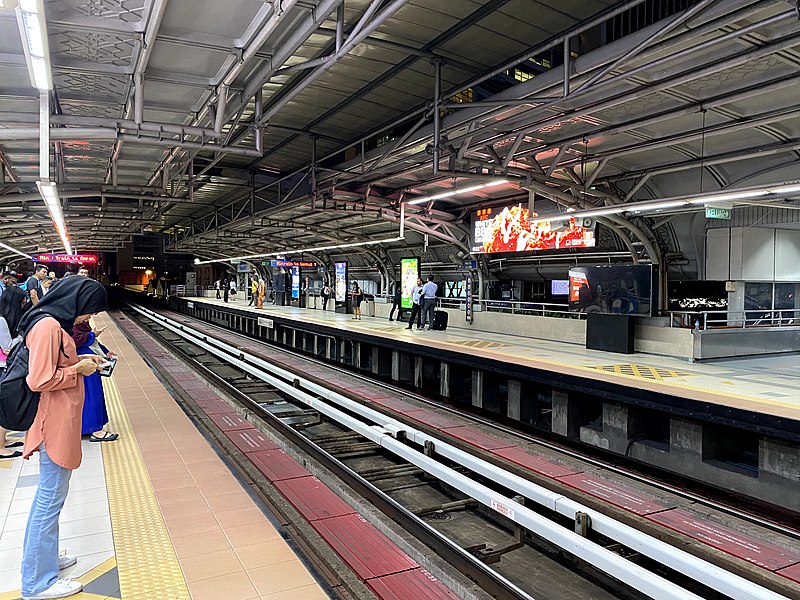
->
[[0, 450, 22, 459], [89, 432, 119, 442]]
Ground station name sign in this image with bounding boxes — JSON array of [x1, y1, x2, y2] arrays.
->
[[33, 253, 98, 264], [270, 260, 318, 268]]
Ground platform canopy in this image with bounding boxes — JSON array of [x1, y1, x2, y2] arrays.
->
[[0, 0, 799, 277]]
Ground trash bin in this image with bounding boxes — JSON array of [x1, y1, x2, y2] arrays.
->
[[364, 296, 375, 317]]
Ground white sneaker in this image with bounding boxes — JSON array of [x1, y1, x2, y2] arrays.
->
[[58, 554, 77, 570], [23, 578, 82, 599]]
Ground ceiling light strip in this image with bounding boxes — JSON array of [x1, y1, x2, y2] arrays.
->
[[194, 236, 405, 265], [36, 180, 72, 255], [406, 179, 509, 205], [16, 0, 52, 91], [532, 182, 800, 224], [0, 241, 34, 260]]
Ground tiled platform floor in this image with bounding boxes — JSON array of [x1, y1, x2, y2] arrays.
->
[[0, 313, 329, 600], [186, 296, 800, 423]]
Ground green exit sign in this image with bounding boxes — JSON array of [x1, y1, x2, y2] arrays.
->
[[705, 206, 731, 220]]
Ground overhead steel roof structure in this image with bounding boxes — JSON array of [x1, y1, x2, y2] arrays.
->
[[1, 0, 799, 279]]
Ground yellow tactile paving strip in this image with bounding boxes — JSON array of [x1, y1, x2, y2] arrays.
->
[[101, 379, 191, 600], [590, 364, 695, 381]]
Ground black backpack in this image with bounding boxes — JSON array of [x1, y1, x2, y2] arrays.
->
[[0, 314, 50, 431]]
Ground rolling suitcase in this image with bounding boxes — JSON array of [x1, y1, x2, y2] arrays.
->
[[432, 310, 448, 331]]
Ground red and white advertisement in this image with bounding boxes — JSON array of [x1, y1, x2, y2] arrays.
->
[[471, 205, 595, 254]]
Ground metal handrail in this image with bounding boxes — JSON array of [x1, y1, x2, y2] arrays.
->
[[667, 309, 800, 330]]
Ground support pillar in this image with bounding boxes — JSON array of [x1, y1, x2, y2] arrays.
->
[[471, 370, 483, 408], [507, 379, 521, 421]]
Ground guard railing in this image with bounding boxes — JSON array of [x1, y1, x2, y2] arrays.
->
[[667, 309, 800, 330]]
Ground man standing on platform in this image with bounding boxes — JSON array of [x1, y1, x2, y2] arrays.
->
[[214, 278, 221, 299], [405, 278, 424, 330], [420, 275, 438, 330], [223, 277, 230, 303], [389, 282, 402, 322], [25, 265, 48, 306]]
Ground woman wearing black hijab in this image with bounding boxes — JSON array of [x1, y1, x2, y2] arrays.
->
[[19, 277, 107, 600], [0, 286, 27, 459]]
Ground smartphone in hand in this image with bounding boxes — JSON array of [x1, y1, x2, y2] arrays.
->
[[98, 357, 117, 377]]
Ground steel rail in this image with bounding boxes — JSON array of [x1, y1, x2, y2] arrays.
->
[[129, 302, 793, 600], [152, 302, 800, 540], [126, 306, 531, 600]]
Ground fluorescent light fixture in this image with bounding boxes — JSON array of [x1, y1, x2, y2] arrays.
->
[[36, 180, 72, 254], [16, 0, 52, 91], [194, 236, 405, 265], [406, 179, 509, 205], [533, 181, 800, 225], [0, 241, 34, 260]]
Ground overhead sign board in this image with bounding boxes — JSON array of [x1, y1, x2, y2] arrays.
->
[[271, 260, 318, 268], [705, 206, 731, 220], [33, 253, 97, 264]]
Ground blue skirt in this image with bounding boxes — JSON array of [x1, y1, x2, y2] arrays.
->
[[78, 344, 109, 435]]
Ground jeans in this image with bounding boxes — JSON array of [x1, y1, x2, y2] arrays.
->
[[21, 444, 73, 596], [422, 297, 437, 328]]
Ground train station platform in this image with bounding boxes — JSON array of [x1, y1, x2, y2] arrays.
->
[[0, 314, 329, 600], [180, 296, 800, 425]]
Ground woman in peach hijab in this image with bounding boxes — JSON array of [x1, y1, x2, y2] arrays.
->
[[18, 277, 107, 600]]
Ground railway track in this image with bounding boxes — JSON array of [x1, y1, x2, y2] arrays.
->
[[119, 302, 799, 600]]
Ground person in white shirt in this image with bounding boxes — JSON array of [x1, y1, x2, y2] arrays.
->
[[405, 278, 424, 330], [420, 275, 438, 330]]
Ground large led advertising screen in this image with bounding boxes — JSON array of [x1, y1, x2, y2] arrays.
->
[[400, 257, 419, 309], [568, 264, 657, 316], [471, 205, 595, 254], [334, 261, 348, 302]]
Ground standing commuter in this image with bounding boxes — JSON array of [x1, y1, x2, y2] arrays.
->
[[73, 320, 118, 443], [321, 282, 331, 311], [40, 277, 53, 297], [25, 265, 48, 307], [223, 278, 229, 303], [389, 282, 402, 322], [229, 278, 237, 301], [19, 277, 108, 600], [214, 278, 221, 299], [351, 281, 363, 320], [249, 277, 258, 306], [0, 271, 19, 298], [405, 278, 424, 330], [0, 286, 27, 460], [421, 275, 438, 330], [256, 277, 266, 309]]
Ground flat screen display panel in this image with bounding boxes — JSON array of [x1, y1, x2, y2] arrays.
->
[[471, 205, 595, 254], [551, 279, 569, 296], [569, 264, 656, 316], [334, 262, 348, 302], [400, 257, 419, 309]]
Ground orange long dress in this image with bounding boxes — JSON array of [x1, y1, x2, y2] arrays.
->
[[22, 317, 84, 470], [256, 281, 266, 309]]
